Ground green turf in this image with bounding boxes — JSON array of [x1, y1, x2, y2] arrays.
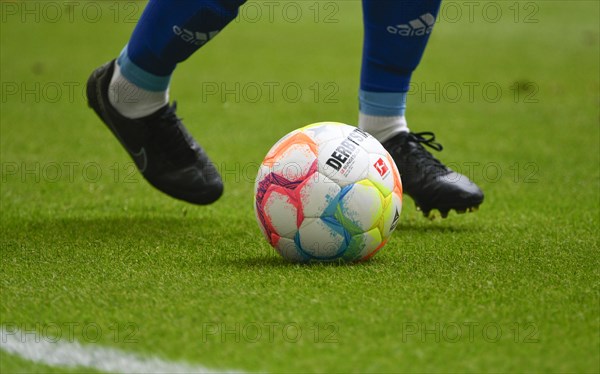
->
[[1, 1, 599, 372]]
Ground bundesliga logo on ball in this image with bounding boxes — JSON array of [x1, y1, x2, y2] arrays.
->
[[254, 122, 403, 263]]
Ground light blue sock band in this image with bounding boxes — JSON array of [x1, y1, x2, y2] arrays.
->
[[117, 46, 171, 92], [359, 90, 407, 117]]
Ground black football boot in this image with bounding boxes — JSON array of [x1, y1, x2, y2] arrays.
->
[[87, 60, 223, 205], [383, 131, 483, 218]]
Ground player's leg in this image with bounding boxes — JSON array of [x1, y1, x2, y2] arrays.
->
[[87, 0, 246, 205], [359, 0, 483, 217]]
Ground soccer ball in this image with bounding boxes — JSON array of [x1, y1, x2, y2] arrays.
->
[[254, 122, 403, 263]]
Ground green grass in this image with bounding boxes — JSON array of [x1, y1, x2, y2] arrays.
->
[[1, 0, 599, 372]]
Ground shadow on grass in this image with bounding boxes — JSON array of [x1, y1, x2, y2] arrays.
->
[[1, 216, 295, 267], [2, 215, 480, 239], [398, 220, 481, 234], [229, 254, 385, 269], [2, 215, 483, 269]]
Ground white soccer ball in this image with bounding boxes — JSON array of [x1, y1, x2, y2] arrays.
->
[[254, 122, 403, 263]]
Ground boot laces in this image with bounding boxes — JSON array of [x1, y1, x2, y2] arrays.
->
[[405, 132, 447, 173], [150, 102, 195, 163]]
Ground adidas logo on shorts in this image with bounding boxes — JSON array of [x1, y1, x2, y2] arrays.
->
[[387, 13, 436, 36], [173, 25, 220, 46]]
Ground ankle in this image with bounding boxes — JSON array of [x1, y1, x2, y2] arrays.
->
[[108, 61, 169, 119]]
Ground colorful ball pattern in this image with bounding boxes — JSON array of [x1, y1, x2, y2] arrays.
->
[[254, 122, 403, 263]]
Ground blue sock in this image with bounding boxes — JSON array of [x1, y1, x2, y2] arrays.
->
[[118, 0, 246, 92], [359, 0, 442, 140], [361, 0, 442, 95]]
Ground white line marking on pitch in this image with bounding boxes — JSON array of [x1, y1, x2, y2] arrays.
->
[[1, 326, 242, 373]]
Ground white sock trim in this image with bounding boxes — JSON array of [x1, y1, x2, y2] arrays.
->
[[358, 113, 409, 142], [108, 62, 169, 119]]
